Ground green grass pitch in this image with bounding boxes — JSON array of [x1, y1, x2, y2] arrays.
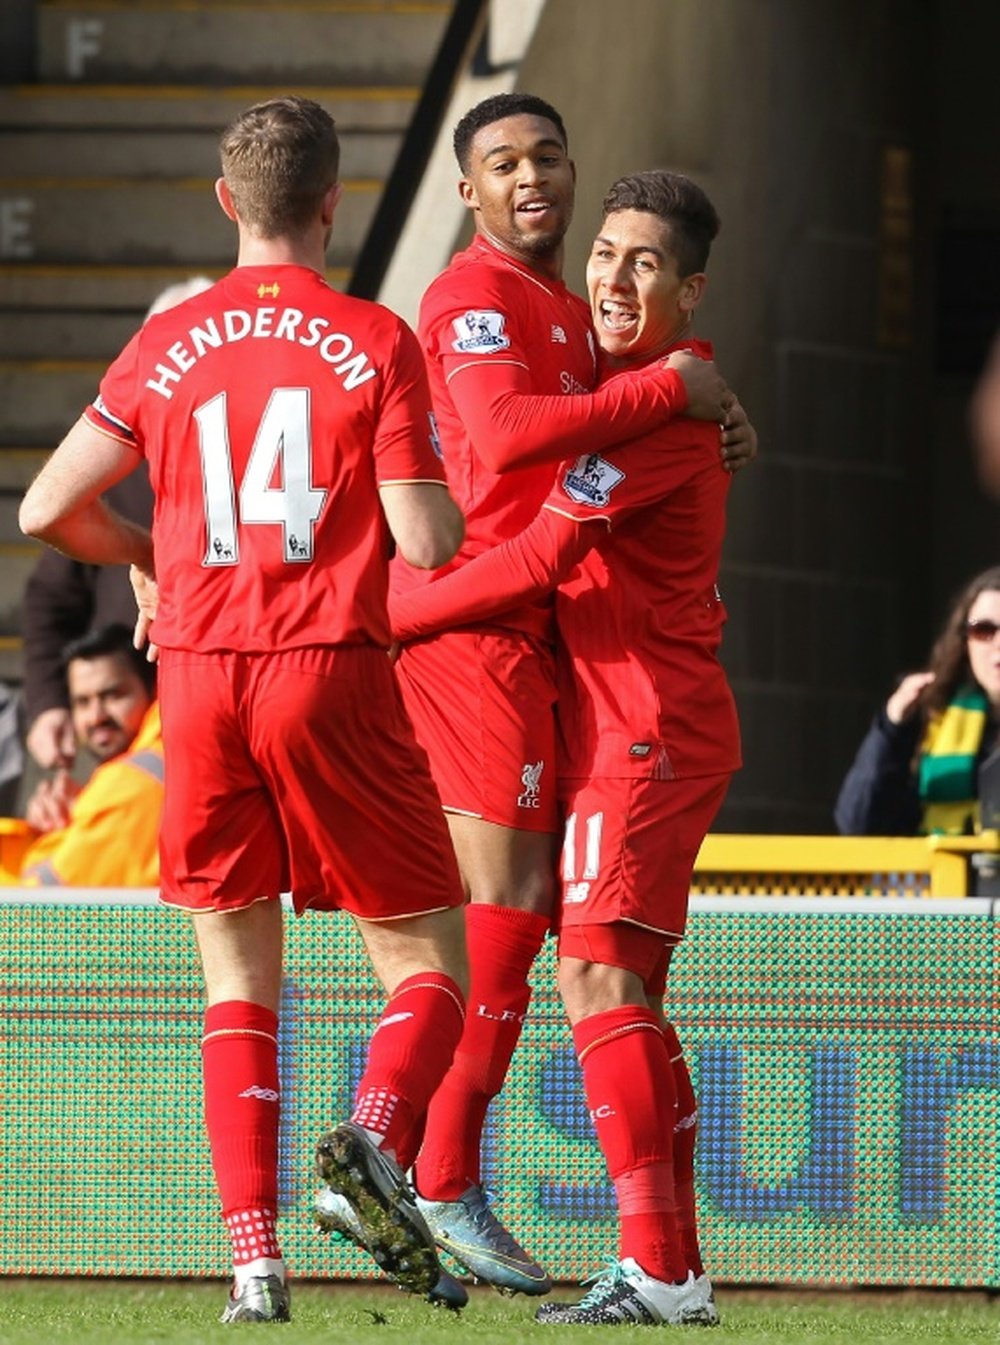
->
[[0, 1281, 997, 1344]]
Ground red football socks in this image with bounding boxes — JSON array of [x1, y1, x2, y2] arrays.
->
[[662, 1021, 704, 1278], [201, 1000, 283, 1266], [573, 1006, 686, 1284], [351, 971, 465, 1164], [414, 904, 549, 1200]]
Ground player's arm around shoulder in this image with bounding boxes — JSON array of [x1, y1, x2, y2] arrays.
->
[[379, 481, 465, 570]]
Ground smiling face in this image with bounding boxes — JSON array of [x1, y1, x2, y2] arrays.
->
[[586, 208, 706, 366], [966, 587, 1000, 709], [458, 114, 576, 277]]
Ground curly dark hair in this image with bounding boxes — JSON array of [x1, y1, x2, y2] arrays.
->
[[62, 622, 156, 696], [922, 565, 1000, 715], [452, 92, 567, 173]]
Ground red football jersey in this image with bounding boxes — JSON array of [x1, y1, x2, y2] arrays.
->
[[85, 265, 445, 652], [419, 235, 597, 546], [388, 339, 741, 782], [394, 235, 594, 636], [392, 237, 691, 638], [549, 356, 741, 781]]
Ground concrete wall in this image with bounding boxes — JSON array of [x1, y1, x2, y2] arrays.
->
[[513, 0, 999, 832]]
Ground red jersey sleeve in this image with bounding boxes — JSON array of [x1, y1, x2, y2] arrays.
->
[[389, 506, 593, 641], [373, 318, 447, 485], [421, 265, 689, 474], [85, 331, 145, 452], [448, 358, 690, 473], [388, 413, 722, 642], [548, 418, 722, 525]]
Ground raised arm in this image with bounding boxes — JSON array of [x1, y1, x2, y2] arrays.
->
[[389, 506, 594, 640]]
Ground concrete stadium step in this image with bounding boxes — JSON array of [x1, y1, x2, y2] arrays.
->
[[0, 449, 47, 545], [0, 176, 380, 265], [0, 541, 42, 633], [0, 83, 411, 180], [0, 635, 24, 685], [37, 1, 451, 85], [0, 449, 48, 492], [0, 493, 23, 543], [0, 308, 147, 360], [0, 84, 419, 132], [0, 359, 104, 446], [0, 263, 347, 310], [0, 126, 401, 180]]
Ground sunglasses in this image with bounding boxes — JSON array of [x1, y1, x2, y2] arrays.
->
[[966, 619, 1000, 642]]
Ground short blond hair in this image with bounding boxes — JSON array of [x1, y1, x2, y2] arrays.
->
[[219, 96, 340, 238]]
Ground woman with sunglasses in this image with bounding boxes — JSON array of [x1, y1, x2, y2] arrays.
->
[[835, 566, 1000, 835]]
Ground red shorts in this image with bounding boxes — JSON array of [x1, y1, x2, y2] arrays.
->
[[556, 772, 731, 942], [394, 629, 559, 833], [558, 921, 673, 996], [157, 646, 464, 919]]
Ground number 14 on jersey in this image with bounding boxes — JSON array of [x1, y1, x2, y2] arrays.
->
[[196, 388, 327, 566]]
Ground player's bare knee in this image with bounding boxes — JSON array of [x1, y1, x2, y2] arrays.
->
[[557, 955, 643, 1025]]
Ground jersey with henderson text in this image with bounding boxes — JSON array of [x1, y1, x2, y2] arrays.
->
[[85, 265, 445, 653]]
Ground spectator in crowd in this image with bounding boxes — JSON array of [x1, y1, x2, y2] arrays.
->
[[19, 95, 469, 1324], [0, 623, 160, 885], [835, 566, 1000, 835], [389, 169, 739, 1327], [21, 277, 212, 773]]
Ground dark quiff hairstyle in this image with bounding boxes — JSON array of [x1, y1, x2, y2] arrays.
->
[[62, 623, 157, 696], [219, 95, 340, 238], [602, 170, 720, 277], [921, 565, 1000, 716], [453, 92, 568, 173]]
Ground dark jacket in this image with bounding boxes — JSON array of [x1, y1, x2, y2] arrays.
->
[[835, 704, 998, 835], [22, 467, 153, 725], [834, 710, 924, 835]]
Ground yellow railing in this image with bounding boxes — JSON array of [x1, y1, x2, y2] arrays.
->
[[691, 832, 1000, 898]]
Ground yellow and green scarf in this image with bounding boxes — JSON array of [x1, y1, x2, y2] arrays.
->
[[917, 684, 989, 835]]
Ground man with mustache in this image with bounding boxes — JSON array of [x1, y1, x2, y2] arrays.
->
[[1, 622, 161, 886]]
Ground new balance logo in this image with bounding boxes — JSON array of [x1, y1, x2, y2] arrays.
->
[[551, 324, 567, 343], [239, 1085, 279, 1101], [565, 881, 590, 904]]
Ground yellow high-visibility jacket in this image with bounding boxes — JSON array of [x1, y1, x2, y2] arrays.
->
[[0, 703, 162, 888]]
